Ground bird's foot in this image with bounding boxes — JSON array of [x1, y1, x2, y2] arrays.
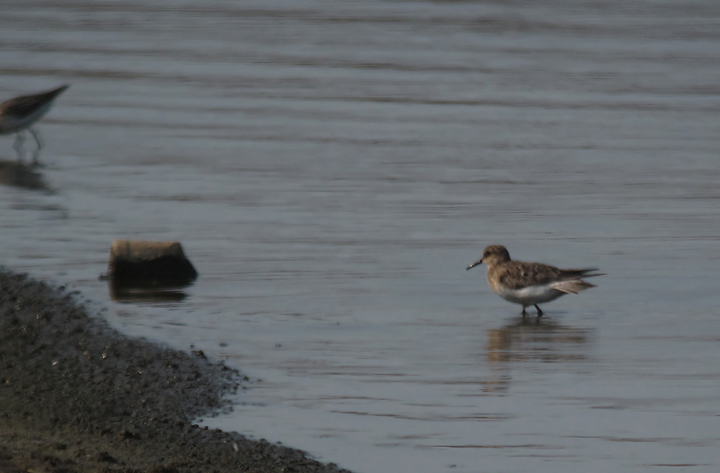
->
[[534, 304, 544, 317], [30, 149, 44, 168], [14, 149, 25, 165]]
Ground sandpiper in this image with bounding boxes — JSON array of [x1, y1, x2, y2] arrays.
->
[[467, 245, 604, 316], [0, 85, 69, 165]]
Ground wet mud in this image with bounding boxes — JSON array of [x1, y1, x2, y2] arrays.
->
[[0, 269, 350, 473]]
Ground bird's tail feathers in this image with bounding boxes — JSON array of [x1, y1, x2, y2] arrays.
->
[[552, 279, 597, 295]]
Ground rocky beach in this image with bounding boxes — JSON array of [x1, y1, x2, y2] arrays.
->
[[0, 269, 350, 473]]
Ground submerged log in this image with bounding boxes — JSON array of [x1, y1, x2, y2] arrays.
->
[[108, 240, 198, 284]]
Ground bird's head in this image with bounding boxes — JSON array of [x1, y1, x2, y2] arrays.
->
[[466, 245, 511, 270]]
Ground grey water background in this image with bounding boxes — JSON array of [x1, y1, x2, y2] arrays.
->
[[2, 0, 720, 471]]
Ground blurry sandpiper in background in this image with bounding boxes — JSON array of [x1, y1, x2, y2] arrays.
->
[[1, 1, 720, 472]]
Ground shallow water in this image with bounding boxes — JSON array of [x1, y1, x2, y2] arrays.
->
[[2, 1, 720, 472]]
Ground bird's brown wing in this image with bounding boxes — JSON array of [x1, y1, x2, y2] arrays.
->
[[496, 262, 604, 290], [496, 261, 566, 290], [0, 86, 69, 118]]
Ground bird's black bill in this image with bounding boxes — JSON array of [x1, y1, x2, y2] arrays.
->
[[466, 259, 482, 271]]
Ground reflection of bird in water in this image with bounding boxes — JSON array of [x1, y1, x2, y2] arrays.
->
[[0, 160, 50, 190], [467, 245, 604, 316], [481, 318, 593, 394], [486, 317, 591, 363], [0, 85, 69, 166]]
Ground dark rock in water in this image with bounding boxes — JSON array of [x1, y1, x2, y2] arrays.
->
[[108, 240, 198, 283]]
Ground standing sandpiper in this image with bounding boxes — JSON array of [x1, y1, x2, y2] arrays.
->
[[0, 85, 69, 165], [467, 245, 604, 316]]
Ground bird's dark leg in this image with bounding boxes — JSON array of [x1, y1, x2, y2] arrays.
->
[[13, 132, 26, 163], [29, 128, 44, 166], [534, 304, 544, 317], [521, 306, 528, 317]]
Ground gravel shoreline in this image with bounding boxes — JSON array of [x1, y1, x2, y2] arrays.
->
[[0, 269, 351, 473]]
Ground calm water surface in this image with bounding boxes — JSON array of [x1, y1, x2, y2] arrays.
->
[[2, 1, 720, 472]]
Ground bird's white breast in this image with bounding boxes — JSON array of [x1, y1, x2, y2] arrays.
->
[[495, 283, 565, 306]]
